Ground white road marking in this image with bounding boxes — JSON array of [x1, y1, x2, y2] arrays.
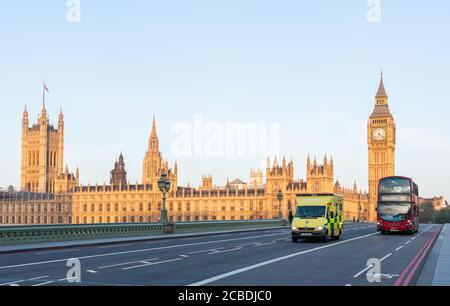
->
[[395, 246, 404, 252], [352, 225, 435, 279], [180, 255, 189, 258], [254, 241, 277, 247], [416, 225, 434, 238], [28, 276, 50, 281], [353, 266, 372, 278], [58, 276, 78, 282], [188, 249, 216, 255], [236, 242, 260, 247], [189, 232, 379, 286], [33, 281, 56, 287], [98, 258, 159, 269], [0, 280, 25, 286], [122, 258, 182, 270], [86, 270, 98, 274], [380, 253, 393, 261], [1, 275, 50, 286], [208, 247, 243, 254], [353, 253, 392, 279], [0, 232, 286, 270]]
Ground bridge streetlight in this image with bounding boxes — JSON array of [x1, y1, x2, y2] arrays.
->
[[277, 190, 283, 220], [158, 171, 170, 224]]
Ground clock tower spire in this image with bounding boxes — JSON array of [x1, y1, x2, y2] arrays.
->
[[367, 72, 396, 221]]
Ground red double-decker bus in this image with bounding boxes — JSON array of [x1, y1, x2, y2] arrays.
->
[[377, 176, 420, 235]]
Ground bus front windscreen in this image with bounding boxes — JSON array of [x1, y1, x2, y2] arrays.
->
[[379, 177, 411, 194], [295, 206, 326, 218], [378, 202, 411, 222]]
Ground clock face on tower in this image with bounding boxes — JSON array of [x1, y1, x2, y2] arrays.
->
[[373, 128, 386, 141]]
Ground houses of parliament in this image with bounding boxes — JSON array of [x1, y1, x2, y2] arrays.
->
[[0, 75, 396, 224]]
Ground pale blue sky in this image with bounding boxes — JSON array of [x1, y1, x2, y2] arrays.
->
[[0, 1, 449, 200]]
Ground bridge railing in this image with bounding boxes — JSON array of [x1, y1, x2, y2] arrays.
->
[[0, 219, 284, 246]]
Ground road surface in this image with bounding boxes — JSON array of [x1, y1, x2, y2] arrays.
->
[[0, 223, 441, 286]]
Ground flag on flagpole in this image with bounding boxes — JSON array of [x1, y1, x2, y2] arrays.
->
[[44, 83, 49, 93]]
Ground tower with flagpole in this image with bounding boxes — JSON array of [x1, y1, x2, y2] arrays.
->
[[20, 82, 66, 194]]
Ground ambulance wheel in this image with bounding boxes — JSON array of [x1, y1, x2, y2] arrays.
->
[[332, 231, 341, 240], [292, 236, 298, 243], [321, 233, 328, 242]]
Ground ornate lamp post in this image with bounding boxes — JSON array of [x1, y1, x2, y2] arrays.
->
[[277, 189, 283, 220], [158, 171, 170, 224]]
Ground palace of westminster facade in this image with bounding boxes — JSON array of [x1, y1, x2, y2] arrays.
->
[[0, 75, 396, 224]]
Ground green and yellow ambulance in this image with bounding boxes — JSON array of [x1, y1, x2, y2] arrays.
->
[[291, 194, 344, 242]]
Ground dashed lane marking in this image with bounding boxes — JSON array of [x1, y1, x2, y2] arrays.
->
[[122, 258, 182, 270], [98, 258, 159, 269], [189, 232, 379, 286], [0, 232, 287, 270], [208, 247, 243, 254]]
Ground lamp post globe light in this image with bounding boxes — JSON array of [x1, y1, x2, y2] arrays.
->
[[277, 189, 283, 220], [158, 171, 170, 224]]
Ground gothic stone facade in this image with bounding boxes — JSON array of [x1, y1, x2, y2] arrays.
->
[[1, 75, 396, 225]]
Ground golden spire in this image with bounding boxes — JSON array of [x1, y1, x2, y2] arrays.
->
[[151, 115, 157, 136]]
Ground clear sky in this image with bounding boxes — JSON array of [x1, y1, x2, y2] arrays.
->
[[0, 1, 449, 200]]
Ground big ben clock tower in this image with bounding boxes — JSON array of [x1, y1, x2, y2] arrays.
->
[[367, 73, 396, 221]]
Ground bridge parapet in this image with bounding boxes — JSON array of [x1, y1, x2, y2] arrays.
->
[[0, 219, 283, 246]]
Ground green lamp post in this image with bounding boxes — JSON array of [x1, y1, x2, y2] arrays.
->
[[277, 189, 283, 220], [158, 171, 170, 224]]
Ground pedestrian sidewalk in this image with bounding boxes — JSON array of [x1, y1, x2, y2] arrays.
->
[[432, 224, 450, 285], [0, 225, 289, 255]]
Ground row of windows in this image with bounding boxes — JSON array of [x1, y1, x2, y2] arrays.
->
[[74, 214, 272, 224], [372, 119, 387, 125], [27, 150, 58, 167], [0, 203, 66, 212], [75, 201, 268, 213], [0, 215, 66, 224]]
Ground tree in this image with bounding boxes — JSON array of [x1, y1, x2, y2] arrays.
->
[[419, 202, 436, 224], [435, 208, 450, 224]]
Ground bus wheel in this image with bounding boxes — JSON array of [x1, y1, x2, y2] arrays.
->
[[292, 236, 298, 243]]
